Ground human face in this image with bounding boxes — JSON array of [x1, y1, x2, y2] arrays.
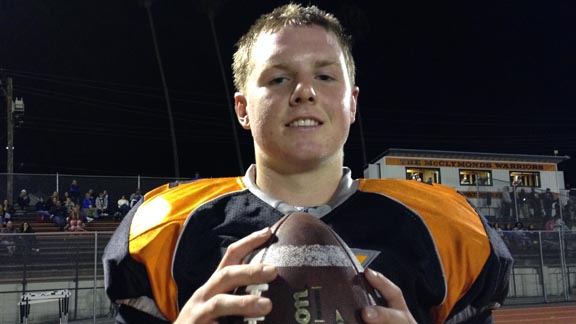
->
[[235, 25, 358, 172]]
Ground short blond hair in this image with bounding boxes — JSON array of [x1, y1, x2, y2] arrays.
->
[[232, 3, 355, 93]]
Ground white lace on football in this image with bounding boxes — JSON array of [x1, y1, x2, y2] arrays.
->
[[252, 244, 352, 267], [244, 284, 269, 324]]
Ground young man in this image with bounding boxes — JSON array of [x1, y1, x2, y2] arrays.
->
[[103, 4, 512, 324]]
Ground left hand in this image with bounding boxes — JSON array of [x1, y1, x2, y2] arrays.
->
[[361, 268, 417, 324]]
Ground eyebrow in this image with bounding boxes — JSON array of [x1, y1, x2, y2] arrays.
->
[[263, 58, 340, 73]]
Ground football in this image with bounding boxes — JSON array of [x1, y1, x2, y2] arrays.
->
[[226, 212, 383, 324]]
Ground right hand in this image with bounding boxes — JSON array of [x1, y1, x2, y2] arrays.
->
[[174, 227, 278, 324]]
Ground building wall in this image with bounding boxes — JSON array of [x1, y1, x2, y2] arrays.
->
[[365, 155, 566, 211]]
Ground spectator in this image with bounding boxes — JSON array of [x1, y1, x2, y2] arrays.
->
[[543, 188, 554, 218], [0, 204, 12, 224], [96, 190, 109, 218], [64, 196, 76, 214], [501, 186, 512, 220], [517, 188, 529, 219], [564, 199, 576, 224], [49, 198, 68, 231], [69, 179, 81, 205], [129, 190, 142, 208], [62, 191, 73, 204], [493, 223, 504, 237], [527, 187, 542, 219], [35, 196, 52, 221], [17, 189, 31, 209], [50, 191, 62, 204], [116, 195, 130, 220], [1, 220, 19, 256], [4, 199, 15, 216], [66, 206, 86, 232], [81, 193, 96, 222], [19, 222, 39, 253]]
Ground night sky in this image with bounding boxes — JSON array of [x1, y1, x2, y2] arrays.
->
[[1, 1, 576, 185]]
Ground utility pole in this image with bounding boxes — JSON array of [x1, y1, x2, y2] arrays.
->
[[141, 0, 180, 178], [5, 77, 14, 205]]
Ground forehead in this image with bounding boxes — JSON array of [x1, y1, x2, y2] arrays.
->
[[250, 25, 344, 67]]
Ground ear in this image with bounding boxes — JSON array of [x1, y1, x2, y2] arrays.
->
[[349, 86, 359, 124], [234, 92, 250, 129]]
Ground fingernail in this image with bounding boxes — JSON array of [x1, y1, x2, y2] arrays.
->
[[365, 307, 377, 319], [262, 265, 276, 276], [254, 227, 270, 237], [256, 298, 272, 312], [367, 268, 379, 278]]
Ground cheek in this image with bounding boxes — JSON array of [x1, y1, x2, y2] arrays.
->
[[250, 110, 275, 138], [247, 96, 277, 134]]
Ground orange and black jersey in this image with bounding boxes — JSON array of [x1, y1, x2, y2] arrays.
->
[[103, 167, 512, 324]]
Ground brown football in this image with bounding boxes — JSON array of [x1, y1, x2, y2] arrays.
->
[[225, 212, 383, 324]]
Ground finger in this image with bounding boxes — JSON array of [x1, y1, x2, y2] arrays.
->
[[202, 263, 277, 298], [218, 227, 273, 270], [361, 305, 415, 324], [364, 268, 409, 310], [361, 269, 417, 324], [206, 294, 272, 320], [180, 294, 272, 324]]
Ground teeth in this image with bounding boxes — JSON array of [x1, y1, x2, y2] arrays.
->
[[289, 119, 319, 127]]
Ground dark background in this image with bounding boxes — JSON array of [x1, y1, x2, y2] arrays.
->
[[1, 0, 575, 186]]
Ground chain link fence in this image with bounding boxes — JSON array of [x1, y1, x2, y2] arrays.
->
[[0, 231, 113, 323], [457, 177, 576, 230], [2, 173, 576, 322], [1, 172, 192, 209], [1, 229, 576, 322]]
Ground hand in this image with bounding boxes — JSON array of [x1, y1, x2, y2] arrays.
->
[[361, 269, 417, 324], [174, 227, 278, 324]]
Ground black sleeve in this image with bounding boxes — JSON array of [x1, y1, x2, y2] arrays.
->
[[447, 203, 514, 323], [115, 304, 171, 324], [103, 200, 166, 323]]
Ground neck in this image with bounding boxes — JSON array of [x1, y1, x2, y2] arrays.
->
[[255, 159, 344, 207]]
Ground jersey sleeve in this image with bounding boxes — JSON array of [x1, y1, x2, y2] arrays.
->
[[102, 199, 170, 323]]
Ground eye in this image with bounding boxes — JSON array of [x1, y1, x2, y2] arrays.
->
[[317, 74, 334, 81], [269, 76, 288, 85]]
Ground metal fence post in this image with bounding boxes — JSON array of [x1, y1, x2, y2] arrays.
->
[[538, 231, 547, 302], [93, 232, 98, 324]]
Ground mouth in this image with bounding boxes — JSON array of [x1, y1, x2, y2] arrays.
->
[[286, 118, 321, 127]]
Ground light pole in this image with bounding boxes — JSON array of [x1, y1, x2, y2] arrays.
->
[[2, 76, 14, 204], [141, 0, 180, 178], [512, 180, 520, 223], [195, 0, 244, 174], [554, 149, 564, 221]]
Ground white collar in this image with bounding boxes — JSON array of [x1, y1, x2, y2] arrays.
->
[[241, 164, 358, 218]]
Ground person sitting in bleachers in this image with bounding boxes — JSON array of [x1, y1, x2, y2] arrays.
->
[[1, 220, 19, 256], [19, 222, 39, 253], [17, 189, 31, 209], [81, 193, 96, 222], [35, 196, 52, 221], [129, 189, 142, 208], [95, 191, 109, 218], [65, 206, 86, 232], [49, 198, 68, 231], [0, 203, 13, 225], [115, 195, 130, 220]]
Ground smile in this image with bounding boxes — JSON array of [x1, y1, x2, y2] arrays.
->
[[287, 119, 320, 127]]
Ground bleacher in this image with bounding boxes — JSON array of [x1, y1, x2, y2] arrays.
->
[[0, 205, 119, 285], [8, 205, 121, 233]]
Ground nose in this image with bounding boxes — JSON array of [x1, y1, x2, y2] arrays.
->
[[290, 81, 317, 105]]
